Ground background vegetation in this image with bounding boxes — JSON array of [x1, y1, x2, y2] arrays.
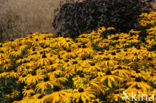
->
[[53, 0, 155, 38], [0, 0, 155, 42], [0, 0, 70, 42]]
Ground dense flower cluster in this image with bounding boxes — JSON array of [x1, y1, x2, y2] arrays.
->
[[0, 11, 155, 103]]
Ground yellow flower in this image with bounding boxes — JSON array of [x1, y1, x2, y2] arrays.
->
[[44, 89, 72, 103], [72, 75, 88, 88], [107, 27, 115, 30], [22, 86, 35, 97], [25, 72, 44, 86], [126, 77, 152, 92], [88, 78, 106, 94], [98, 70, 123, 88], [72, 87, 96, 103]]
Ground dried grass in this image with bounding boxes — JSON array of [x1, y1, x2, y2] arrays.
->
[[0, 0, 65, 42]]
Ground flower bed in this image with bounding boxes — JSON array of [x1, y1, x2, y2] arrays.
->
[[0, 11, 155, 103]]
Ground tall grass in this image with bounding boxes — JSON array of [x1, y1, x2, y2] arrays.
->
[[0, 0, 66, 42]]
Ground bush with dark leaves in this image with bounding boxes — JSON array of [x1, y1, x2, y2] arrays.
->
[[52, 0, 154, 38]]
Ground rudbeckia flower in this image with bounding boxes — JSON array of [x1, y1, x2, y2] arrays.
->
[[72, 87, 96, 103]]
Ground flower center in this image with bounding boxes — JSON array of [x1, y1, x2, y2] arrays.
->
[[78, 88, 84, 92], [53, 86, 61, 91]]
